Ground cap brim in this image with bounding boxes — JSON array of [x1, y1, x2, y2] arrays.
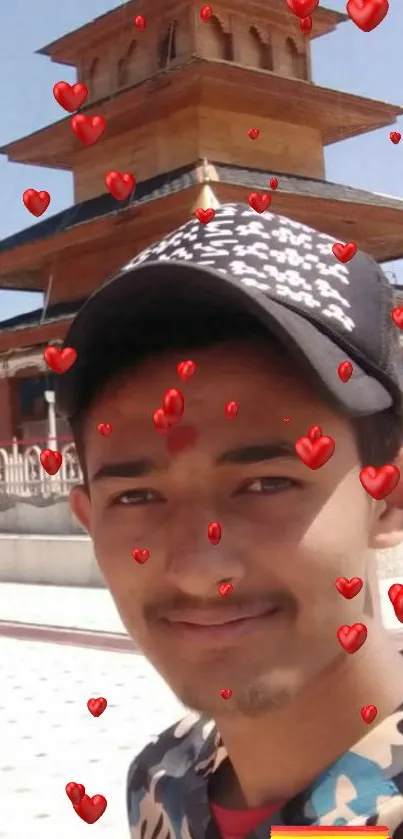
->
[[56, 261, 393, 418]]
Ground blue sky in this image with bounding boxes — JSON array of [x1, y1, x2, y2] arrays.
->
[[0, 0, 402, 322]]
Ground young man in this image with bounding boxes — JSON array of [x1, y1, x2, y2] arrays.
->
[[56, 204, 403, 839]]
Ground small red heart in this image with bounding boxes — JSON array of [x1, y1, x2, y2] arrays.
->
[[71, 114, 106, 146], [40, 449, 63, 476], [359, 465, 400, 500], [391, 307, 403, 329], [338, 361, 353, 383], [335, 577, 363, 599], [105, 171, 135, 201], [97, 422, 112, 436], [390, 132, 401, 145], [388, 583, 403, 605], [23, 189, 50, 217], [195, 208, 215, 224], [286, 0, 319, 17], [153, 408, 172, 434], [248, 192, 271, 214], [134, 15, 146, 30], [66, 782, 85, 806], [270, 177, 279, 190], [225, 401, 239, 419], [132, 548, 150, 564], [200, 5, 213, 21], [220, 688, 233, 700], [73, 794, 107, 824], [163, 388, 185, 424], [392, 593, 403, 624], [295, 435, 335, 470], [361, 704, 377, 724], [218, 582, 233, 597], [248, 128, 259, 140], [337, 623, 367, 654], [53, 82, 88, 112], [177, 360, 196, 380], [332, 242, 357, 263], [208, 521, 222, 545], [300, 15, 313, 32], [346, 0, 388, 32], [43, 346, 77, 374], [308, 425, 322, 442], [283, 417, 291, 423], [87, 697, 107, 717]]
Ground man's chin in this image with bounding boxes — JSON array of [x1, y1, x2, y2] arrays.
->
[[175, 675, 301, 719]]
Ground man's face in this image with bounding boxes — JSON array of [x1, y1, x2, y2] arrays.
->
[[70, 341, 382, 718]]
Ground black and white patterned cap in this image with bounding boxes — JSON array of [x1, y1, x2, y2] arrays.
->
[[56, 202, 403, 419]]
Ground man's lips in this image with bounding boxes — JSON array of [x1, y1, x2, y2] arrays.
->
[[160, 607, 282, 642]]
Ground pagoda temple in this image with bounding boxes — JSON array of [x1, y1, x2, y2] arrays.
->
[[0, 0, 403, 453]]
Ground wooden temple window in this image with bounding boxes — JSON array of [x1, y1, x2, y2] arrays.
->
[[208, 16, 234, 61], [88, 56, 104, 99], [158, 21, 178, 68], [117, 40, 137, 87], [249, 26, 273, 71], [284, 37, 308, 80]]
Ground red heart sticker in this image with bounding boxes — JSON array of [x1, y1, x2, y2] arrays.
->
[[392, 593, 403, 624], [346, 0, 389, 32], [332, 242, 357, 263], [153, 408, 172, 434], [163, 388, 185, 424], [248, 193, 272, 214], [66, 782, 85, 806], [40, 449, 62, 476], [208, 521, 222, 545], [87, 697, 107, 717], [390, 132, 402, 145], [23, 189, 50, 217], [335, 577, 363, 599], [388, 583, 403, 605], [73, 794, 107, 824], [105, 171, 135, 201], [134, 15, 146, 29], [391, 308, 403, 329], [359, 465, 400, 500], [97, 422, 112, 436], [195, 208, 216, 224], [337, 623, 367, 654], [44, 346, 77, 374], [295, 435, 335, 470], [225, 401, 239, 420], [361, 704, 377, 724], [200, 5, 213, 21], [177, 360, 196, 380], [338, 361, 353, 383], [53, 82, 88, 112], [270, 177, 279, 190], [248, 128, 260, 140], [71, 114, 106, 146], [132, 548, 150, 564], [218, 582, 233, 597], [286, 0, 319, 17], [220, 688, 233, 700]]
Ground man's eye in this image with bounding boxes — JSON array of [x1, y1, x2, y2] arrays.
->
[[237, 477, 297, 495], [110, 489, 166, 507]]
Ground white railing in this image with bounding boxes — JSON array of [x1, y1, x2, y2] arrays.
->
[[0, 436, 82, 498]]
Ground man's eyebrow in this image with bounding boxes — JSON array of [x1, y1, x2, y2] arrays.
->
[[90, 459, 159, 482], [216, 441, 297, 466]]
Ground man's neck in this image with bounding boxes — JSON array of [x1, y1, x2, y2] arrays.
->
[[211, 629, 403, 810]]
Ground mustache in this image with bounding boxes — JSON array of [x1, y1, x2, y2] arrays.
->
[[144, 590, 297, 622]]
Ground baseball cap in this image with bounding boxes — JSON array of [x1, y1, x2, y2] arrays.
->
[[56, 202, 403, 420]]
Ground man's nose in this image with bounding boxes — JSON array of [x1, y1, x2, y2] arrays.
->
[[163, 505, 246, 597]]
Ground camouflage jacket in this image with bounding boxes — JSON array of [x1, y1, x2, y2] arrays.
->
[[127, 706, 403, 839]]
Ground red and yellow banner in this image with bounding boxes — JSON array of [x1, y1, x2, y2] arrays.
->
[[270, 828, 389, 839]]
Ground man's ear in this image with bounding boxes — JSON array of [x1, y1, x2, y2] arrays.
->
[[369, 448, 403, 551], [69, 485, 92, 534]]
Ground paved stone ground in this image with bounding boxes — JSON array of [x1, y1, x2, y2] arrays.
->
[[0, 637, 184, 839]]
